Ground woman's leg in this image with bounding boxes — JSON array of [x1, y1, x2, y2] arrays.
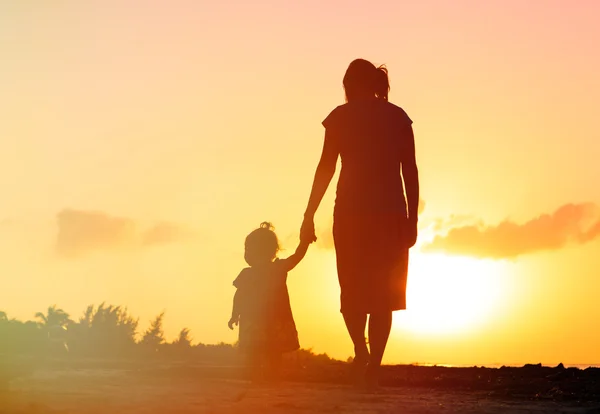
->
[[335, 214, 369, 364], [342, 311, 369, 363], [366, 311, 393, 384]]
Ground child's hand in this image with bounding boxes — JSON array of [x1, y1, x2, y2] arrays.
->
[[300, 217, 317, 244], [228, 316, 239, 330]]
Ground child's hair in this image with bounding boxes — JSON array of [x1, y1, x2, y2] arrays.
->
[[245, 222, 280, 264]]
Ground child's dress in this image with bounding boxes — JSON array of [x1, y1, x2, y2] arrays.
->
[[233, 259, 300, 354]]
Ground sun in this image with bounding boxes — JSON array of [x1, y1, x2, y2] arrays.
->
[[393, 251, 507, 335], [308, 237, 510, 338]]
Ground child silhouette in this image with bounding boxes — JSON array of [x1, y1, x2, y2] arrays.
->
[[229, 222, 310, 381]]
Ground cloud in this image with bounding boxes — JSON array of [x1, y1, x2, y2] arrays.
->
[[56, 209, 192, 257], [427, 214, 479, 232], [421, 203, 600, 259], [56, 209, 135, 257], [142, 222, 193, 246]]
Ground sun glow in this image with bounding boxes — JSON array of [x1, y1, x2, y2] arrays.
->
[[393, 251, 507, 335]]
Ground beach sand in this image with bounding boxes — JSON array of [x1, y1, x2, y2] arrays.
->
[[3, 364, 600, 414]]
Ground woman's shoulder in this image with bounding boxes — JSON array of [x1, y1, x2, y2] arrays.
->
[[324, 101, 412, 128], [383, 101, 413, 125], [322, 104, 347, 129]]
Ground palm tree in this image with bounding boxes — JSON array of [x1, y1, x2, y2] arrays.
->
[[35, 305, 71, 328], [35, 305, 72, 353]]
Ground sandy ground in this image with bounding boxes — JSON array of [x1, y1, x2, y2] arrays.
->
[[3, 367, 600, 414]]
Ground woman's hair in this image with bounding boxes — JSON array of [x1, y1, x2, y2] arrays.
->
[[245, 221, 280, 263], [343, 58, 390, 102]]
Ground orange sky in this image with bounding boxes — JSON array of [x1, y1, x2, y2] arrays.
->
[[1, 1, 600, 366]]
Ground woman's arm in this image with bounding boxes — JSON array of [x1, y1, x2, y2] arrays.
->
[[401, 125, 419, 248], [401, 125, 420, 224], [301, 130, 339, 242]]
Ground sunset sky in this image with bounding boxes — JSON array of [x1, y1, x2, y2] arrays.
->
[[1, 1, 600, 367]]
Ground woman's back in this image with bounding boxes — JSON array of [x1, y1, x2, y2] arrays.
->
[[323, 99, 413, 214], [300, 58, 420, 386]]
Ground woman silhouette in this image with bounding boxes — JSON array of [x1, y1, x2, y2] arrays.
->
[[300, 58, 420, 387]]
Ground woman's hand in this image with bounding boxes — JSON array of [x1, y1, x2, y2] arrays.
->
[[405, 220, 418, 248], [300, 216, 317, 244]]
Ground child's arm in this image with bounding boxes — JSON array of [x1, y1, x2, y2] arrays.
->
[[228, 290, 241, 330], [279, 240, 311, 272], [229, 269, 249, 329]]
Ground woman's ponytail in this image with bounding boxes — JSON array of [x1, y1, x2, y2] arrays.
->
[[374, 65, 389, 101]]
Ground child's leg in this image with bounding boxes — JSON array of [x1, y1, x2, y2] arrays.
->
[[264, 352, 282, 382], [243, 350, 263, 382]]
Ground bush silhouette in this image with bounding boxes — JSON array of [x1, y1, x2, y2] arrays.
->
[[0, 304, 335, 366]]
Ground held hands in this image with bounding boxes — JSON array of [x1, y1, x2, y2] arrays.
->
[[228, 315, 239, 330], [300, 216, 317, 244]]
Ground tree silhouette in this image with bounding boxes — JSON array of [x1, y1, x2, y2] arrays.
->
[[34, 305, 71, 328], [34, 305, 72, 354], [173, 328, 192, 347], [79, 304, 95, 328], [140, 312, 166, 352], [0, 304, 329, 366], [67, 303, 138, 356], [0, 313, 45, 355]]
